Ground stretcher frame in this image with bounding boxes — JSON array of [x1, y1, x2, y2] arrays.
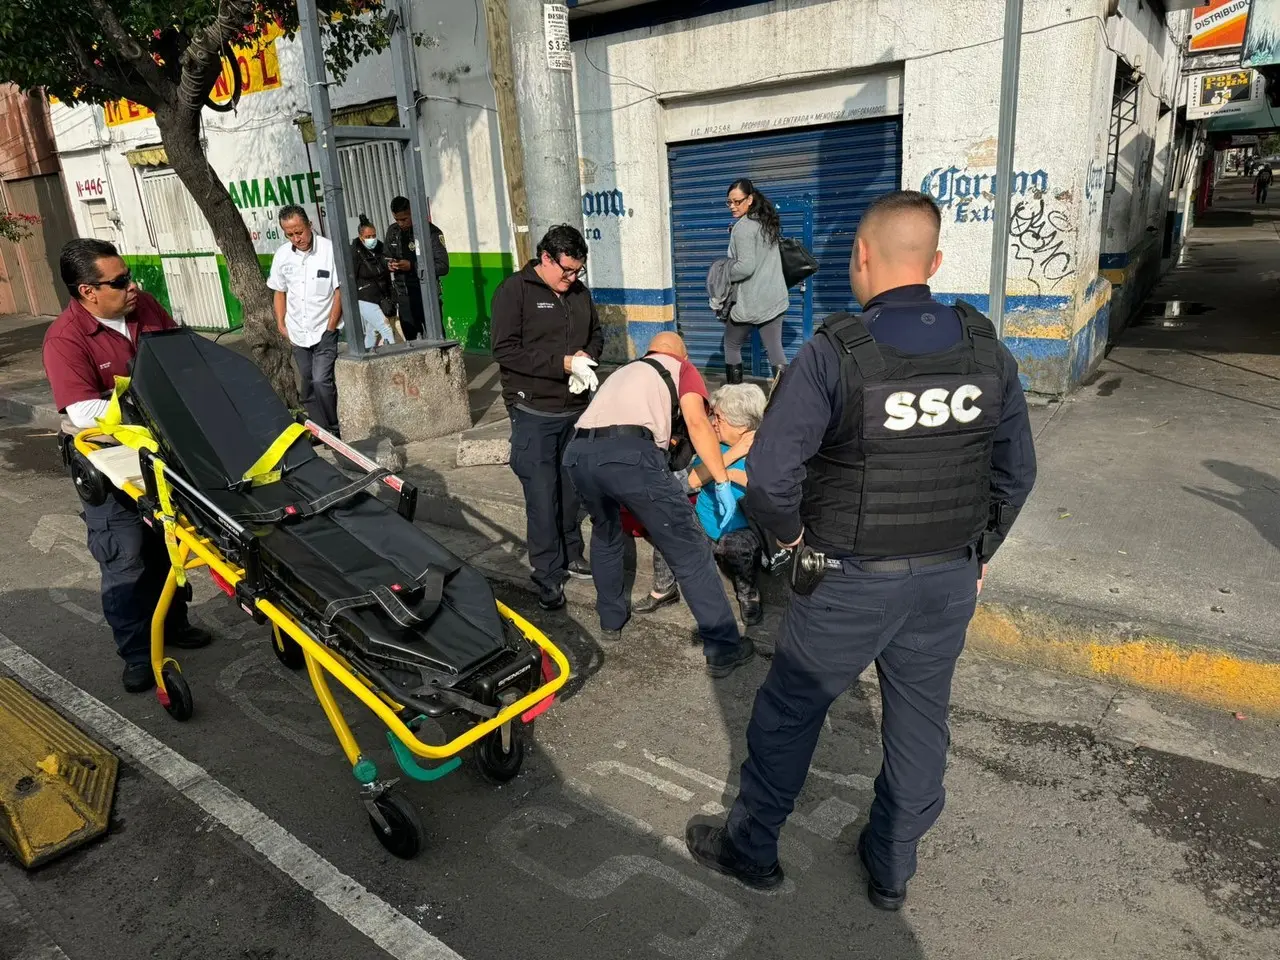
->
[[73, 420, 570, 857]]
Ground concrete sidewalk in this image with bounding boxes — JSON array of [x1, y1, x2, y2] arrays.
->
[[5, 188, 1280, 716]]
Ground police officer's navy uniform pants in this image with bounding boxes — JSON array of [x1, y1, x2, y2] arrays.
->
[[563, 434, 740, 659], [509, 408, 585, 599], [82, 493, 191, 667], [727, 550, 979, 890]]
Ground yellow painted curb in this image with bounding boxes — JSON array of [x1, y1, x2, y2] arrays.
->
[[968, 604, 1280, 717]]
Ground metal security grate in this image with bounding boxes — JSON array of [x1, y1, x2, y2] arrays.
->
[[337, 140, 409, 236]]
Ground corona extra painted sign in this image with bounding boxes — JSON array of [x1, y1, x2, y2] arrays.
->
[[104, 23, 284, 127]]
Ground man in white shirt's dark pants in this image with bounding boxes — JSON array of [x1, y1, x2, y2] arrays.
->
[[268, 205, 343, 433]]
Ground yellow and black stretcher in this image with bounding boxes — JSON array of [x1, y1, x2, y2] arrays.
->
[[67, 328, 568, 858]]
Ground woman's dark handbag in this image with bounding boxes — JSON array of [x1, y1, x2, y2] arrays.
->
[[379, 297, 396, 317], [778, 237, 819, 289]]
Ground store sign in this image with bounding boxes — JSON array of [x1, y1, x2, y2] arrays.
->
[[104, 23, 284, 127], [1189, 0, 1251, 53], [1242, 0, 1280, 67], [1186, 69, 1266, 118], [227, 171, 323, 210]]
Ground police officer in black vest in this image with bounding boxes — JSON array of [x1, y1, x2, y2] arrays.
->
[[685, 190, 1037, 907]]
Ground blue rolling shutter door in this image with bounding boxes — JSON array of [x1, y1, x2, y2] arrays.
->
[[668, 118, 903, 375]]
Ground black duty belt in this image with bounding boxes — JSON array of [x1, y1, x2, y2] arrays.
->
[[574, 425, 654, 442], [827, 546, 972, 573]]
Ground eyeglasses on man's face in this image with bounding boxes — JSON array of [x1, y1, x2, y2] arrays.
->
[[555, 257, 585, 279], [89, 271, 134, 291]]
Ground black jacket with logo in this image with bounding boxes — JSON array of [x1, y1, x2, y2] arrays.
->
[[491, 261, 604, 413]]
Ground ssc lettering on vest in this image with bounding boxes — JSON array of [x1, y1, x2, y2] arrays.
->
[[884, 384, 983, 431]]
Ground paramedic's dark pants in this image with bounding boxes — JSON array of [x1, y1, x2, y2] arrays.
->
[[726, 550, 979, 890], [83, 493, 190, 667], [563, 433, 740, 659], [293, 330, 339, 432], [509, 408, 584, 599]]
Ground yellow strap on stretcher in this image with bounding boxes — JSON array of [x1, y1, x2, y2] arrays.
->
[[240, 422, 308, 487], [92, 376, 185, 586]]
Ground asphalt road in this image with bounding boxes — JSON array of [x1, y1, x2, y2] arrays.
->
[[1, 419, 1279, 960]]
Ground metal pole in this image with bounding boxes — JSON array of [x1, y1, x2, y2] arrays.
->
[[296, 0, 365, 354], [508, 0, 583, 245], [388, 0, 445, 342], [987, 0, 1024, 340]]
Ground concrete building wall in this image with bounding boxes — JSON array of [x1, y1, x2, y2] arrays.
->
[[566, 0, 1139, 393]]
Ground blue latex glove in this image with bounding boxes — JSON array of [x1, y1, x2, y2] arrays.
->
[[713, 481, 737, 524]]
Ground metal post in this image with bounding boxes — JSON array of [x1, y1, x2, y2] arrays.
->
[[296, 0, 365, 354], [508, 0, 583, 246], [387, 0, 445, 342], [987, 0, 1025, 340]]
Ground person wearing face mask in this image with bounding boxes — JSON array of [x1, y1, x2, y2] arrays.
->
[[350, 215, 397, 349], [43, 238, 215, 693]]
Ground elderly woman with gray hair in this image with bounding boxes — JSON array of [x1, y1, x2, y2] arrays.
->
[[635, 382, 769, 625]]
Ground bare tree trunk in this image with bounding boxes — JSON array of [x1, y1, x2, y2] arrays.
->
[[153, 102, 299, 408]]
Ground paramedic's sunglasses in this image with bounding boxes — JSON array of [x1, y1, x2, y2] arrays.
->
[[88, 271, 134, 291]]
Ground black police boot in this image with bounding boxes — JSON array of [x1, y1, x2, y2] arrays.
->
[[538, 586, 566, 611], [634, 585, 679, 614], [685, 821, 784, 890], [706, 636, 755, 679], [567, 558, 593, 581], [121, 662, 155, 694], [725, 363, 744, 384], [857, 826, 906, 911]]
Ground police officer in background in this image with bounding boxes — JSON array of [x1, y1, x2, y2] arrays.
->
[[685, 190, 1037, 906]]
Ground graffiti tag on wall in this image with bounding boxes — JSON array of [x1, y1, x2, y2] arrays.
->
[[920, 166, 1049, 223], [1009, 197, 1075, 292]]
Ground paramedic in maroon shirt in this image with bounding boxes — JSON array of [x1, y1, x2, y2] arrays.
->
[[42, 239, 214, 694]]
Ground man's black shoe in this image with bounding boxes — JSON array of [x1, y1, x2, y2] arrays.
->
[[567, 559, 593, 581], [121, 662, 155, 693], [738, 596, 763, 626], [857, 826, 906, 911], [538, 589, 566, 612], [706, 637, 755, 679], [634, 586, 679, 614], [167, 625, 214, 650], [684, 822, 784, 890], [600, 628, 623, 644]]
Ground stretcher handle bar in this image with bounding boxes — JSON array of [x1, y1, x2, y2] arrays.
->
[[302, 419, 405, 494], [137, 449, 249, 538], [168, 519, 572, 759]]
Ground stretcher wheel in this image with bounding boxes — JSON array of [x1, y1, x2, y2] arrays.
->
[[368, 791, 423, 859], [270, 624, 306, 670], [70, 453, 109, 507], [472, 721, 525, 784], [161, 666, 194, 721]]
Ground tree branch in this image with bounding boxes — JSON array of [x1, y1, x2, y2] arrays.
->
[[178, 0, 259, 112], [64, 28, 154, 108], [82, 0, 167, 100]]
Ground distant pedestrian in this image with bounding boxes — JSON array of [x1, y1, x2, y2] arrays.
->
[[721, 178, 790, 386], [491, 224, 603, 610], [350, 216, 397, 349], [385, 196, 449, 340], [268, 204, 342, 434], [1255, 165, 1272, 204]]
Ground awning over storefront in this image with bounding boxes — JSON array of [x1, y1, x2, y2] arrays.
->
[[124, 145, 169, 167], [296, 99, 398, 144]]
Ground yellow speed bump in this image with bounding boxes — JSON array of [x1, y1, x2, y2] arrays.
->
[[0, 678, 117, 868]]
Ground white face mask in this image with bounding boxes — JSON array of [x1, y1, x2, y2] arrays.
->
[[362, 237, 378, 250]]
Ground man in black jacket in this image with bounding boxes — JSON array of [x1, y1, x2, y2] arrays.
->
[[491, 224, 603, 610], [385, 196, 449, 340]]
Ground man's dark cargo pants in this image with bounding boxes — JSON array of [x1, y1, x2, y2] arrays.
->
[[726, 550, 979, 891], [82, 492, 190, 667], [563, 432, 740, 659], [509, 408, 585, 600]]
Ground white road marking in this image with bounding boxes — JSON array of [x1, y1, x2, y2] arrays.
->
[[0, 878, 72, 959], [644, 750, 730, 794], [792, 797, 861, 842], [587, 760, 695, 801], [0, 632, 466, 960], [810, 766, 876, 791], [48, 588, 105, 627], [216, 641, 338, 757]]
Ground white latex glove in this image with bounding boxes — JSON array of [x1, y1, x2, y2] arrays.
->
[[569, 355, 599, 394]]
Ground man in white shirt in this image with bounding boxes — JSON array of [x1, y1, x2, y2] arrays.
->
[[268, 204, 343, 433]]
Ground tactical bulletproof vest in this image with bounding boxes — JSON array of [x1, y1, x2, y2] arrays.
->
[[799, 304, 1003, 557]]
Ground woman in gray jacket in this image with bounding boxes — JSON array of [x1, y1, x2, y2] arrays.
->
[[722, 178, 790, 384]]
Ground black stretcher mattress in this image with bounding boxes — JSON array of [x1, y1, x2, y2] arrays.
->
[[127, 329, 505, 677]]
